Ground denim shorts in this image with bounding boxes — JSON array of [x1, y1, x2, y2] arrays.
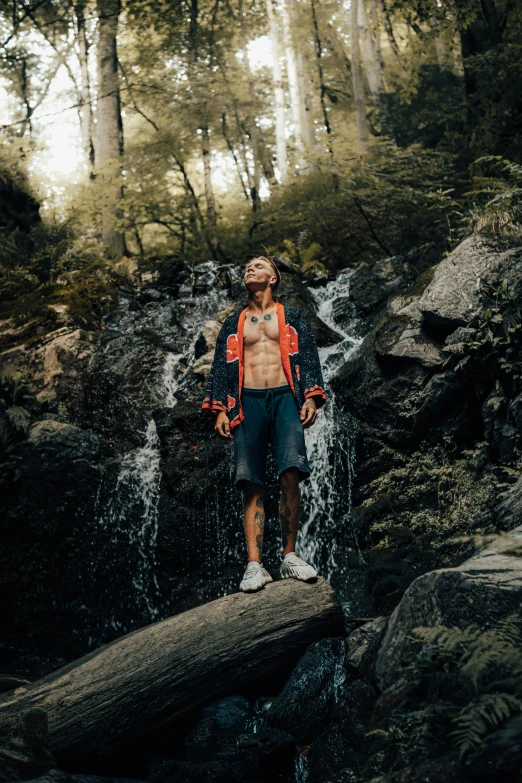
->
[[233, 384, 311, 489]]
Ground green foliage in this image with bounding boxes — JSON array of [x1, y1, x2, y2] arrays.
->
[[0, 371, 34, 488], [407, 608, 522, 759], [442, 276, 522, 398], [0, 219, 132, 346], [467, 156, 522, 239], [263, 230, 327, 277]]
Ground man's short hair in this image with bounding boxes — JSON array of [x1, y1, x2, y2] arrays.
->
[[250, 255, 281, 290]]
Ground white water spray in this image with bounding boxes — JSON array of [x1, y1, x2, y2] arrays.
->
[[299, 270, 365, 591]]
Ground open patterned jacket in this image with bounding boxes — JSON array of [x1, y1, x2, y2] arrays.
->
[[201, 299, 327, 430]]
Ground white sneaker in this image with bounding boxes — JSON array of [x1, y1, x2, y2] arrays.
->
[[280, 552, 318, 581], [239, 561, 274, 592]]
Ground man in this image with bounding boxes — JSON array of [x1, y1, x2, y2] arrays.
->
[[201, 256, 327, 592]]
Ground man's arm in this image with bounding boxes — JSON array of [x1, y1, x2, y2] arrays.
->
[[297, 310, 327, 410], [201, 321, 228, 416]]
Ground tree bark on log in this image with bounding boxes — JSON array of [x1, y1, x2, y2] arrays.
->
[[0, 578, 344, 761]]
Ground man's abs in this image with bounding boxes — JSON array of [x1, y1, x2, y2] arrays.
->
[[243, 315, 288, 389]]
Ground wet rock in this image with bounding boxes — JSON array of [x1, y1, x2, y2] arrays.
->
[[374, 526, 522, 691], [136, 287, 169, 304], [345, 617, 388, 682], [373, 295, 443, 369], [0, 708, 55, 782], [482, 388, 518, 465], [348, 256, 420, 322], [418, 236, 522, 330], [266, 638, 346, 744], [306, 676, 376, 783], [26, 420, 106, 462], [495, 476, 522, 530], [0, 326, 96, 410], [185, 696, 254, 763], [150, 701, 294, 783]]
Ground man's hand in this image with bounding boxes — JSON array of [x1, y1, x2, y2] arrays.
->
[[215, 411, 232, 439], [300, 398, 318, 428]]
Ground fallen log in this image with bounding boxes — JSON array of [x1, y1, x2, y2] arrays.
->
[[0, 577, 344, 761]]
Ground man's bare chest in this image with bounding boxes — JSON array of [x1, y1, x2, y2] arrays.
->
[[243, 316, 280, 349]]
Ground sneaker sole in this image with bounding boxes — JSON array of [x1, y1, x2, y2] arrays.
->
[[239, 572, 273, 592]]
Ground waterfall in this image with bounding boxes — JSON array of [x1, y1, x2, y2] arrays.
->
[[299, 270, 366, 607], [87, 264, 230, 644], [85, 263, 365, 643]]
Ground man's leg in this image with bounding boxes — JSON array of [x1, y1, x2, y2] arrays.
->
[[239, 479, 272, 592], [279, 467, 300, 556], [243, 481, 266, 562]]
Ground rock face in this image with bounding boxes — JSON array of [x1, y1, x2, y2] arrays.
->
[[2, 232, 522, 688], [332, 234, 522, 617], [418, 235, 522, 329], [373, 526, 522, 691]]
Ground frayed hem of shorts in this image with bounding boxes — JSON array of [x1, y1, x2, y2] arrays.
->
[[278, 464, 311, 483]]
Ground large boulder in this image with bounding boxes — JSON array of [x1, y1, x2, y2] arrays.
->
[[418, 235, 522, 330], [373, 526, 522, 691]]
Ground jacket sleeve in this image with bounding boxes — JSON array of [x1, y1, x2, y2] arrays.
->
[[201, 320, 229, 415], [297, 310, 327, 409]]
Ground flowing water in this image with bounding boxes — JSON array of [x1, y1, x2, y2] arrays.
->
[[299, 270, 367, 610], [86, 263, 366, 643], [86, 265, 231, 643]]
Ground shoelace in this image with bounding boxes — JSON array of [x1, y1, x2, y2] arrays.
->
[[244, 564, 262, 578]]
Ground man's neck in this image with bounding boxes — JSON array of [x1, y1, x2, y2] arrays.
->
[[247, 289, 277, 314]]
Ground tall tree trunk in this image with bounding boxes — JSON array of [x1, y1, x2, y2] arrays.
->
[[310, 0, 332, 153], [370, 0, 383, 88], [238, 0, 263, 203], [358, 0, 381, 95], [75, 1, 95, 177], [96, 0, 127, 257], [350, 0, 369, 150], [200, 125, 219, 257], [280, 0, 307, 170], [265, 0, 288, 182], [290, 0, 316, 156], [452, 31, 465, 76], [296, 46, 316, 150]]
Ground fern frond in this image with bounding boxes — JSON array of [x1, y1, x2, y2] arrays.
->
[[450, 692, 522, 759]]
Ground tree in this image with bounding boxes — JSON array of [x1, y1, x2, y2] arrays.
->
[[266, 0, 288, 182], [96, 0, 127, 257], [350, 0, 369, 149]]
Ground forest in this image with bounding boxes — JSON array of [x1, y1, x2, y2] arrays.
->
[[0, 0, 520, 281], [1, 0, 522, 782]]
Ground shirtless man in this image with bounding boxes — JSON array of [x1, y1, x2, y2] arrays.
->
[[211, 256, 325, 592]]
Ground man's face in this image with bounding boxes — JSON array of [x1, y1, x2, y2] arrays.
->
[[244, 258, 277, 291]]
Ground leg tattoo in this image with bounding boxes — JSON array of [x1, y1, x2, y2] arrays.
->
[[244, 485, 265, 563], [254, 496, 265, 560]]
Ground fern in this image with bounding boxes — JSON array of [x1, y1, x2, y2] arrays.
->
[[408, 610, 522, 759], [450, 692, 522, 758]]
